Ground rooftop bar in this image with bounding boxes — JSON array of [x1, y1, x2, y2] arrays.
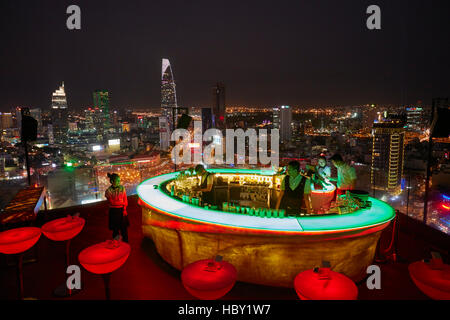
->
[[137, 168, 395, 287]]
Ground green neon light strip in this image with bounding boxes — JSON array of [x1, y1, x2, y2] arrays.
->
[[137, 169, 395, 232], [296, 197, 395, 231]]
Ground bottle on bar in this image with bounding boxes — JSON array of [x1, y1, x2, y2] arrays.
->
[[272, 209, 278, 218]]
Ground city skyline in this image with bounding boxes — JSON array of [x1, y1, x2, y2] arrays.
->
[[1, 0, 449, 111]]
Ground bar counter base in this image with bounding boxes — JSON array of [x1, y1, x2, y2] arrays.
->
[[141, 206, 387, 288]]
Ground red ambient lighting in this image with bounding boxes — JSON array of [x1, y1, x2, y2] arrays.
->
[[310, 189, 335, 212], [42, 215, 85, 241], [0, 227, 41, 254], [408, 261, 450, 300], [79, 240, 131, 274], [181, 259, 237, 300], [294, 268, 358, 300]]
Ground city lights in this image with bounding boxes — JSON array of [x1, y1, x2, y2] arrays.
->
[[0, 1, 448, 304]]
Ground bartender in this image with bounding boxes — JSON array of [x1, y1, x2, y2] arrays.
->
[[275, 161, 312, 215], [193, 164, 215, 205], [329, 153, 357, 196]]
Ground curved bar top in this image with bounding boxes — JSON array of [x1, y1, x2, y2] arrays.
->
[[137, 169, 396, 286], [137, 169, 395, 235]]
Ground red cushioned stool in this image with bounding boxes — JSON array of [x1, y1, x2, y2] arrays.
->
[[408, 255, 450, 300], [0, 227, 41, 299], [181, 256, 237, 300], [79, 238, 130, 300], [42, 214, 85, 297], [294, 266, 358, 300]]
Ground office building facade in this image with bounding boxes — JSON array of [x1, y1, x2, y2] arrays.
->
[[51, 82, 68, 144], [371, 117, 406, 194], [93, 90, 111, 129], [212, 82, 226, 130], [273, 105, 292, 144]]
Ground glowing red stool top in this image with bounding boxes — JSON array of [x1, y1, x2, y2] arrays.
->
[[78, 240, 131, 274], [408, 260, 450, 300], [181, 258, 237, 300], [42, 215, 85, 241], [294, 268, 358, 300], [0, 227, 41, 255]]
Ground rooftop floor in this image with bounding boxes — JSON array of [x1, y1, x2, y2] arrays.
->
[[0, 195, 448, 300]]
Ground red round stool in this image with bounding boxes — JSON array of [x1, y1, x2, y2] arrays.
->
[[294, 268, 358, 300], [42, 214, 85, 297], [78, 239, 131, 299], [0, 227, 41, 299], [181, 258, 237, 300], [408, 260, 450, 300]]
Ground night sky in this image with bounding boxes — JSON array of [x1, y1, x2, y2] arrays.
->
[[0, 0, 449, 111]]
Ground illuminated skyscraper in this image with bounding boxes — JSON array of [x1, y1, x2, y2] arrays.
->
[[159, 116, 170, 151], [371, 115, 406, 194], [93, 90, 110, 130], [0, 112, 13, 129], [405, 106, 424, 131], [51, 82, 68, 144], [212, 82, 226, 130], [161, 59, 178, 128], [160, 58, 178, 150], [85, 108, 95, 130], [273, 106, 292, 144]]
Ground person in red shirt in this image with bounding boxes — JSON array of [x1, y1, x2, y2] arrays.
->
[[105, 173, 129, 243]]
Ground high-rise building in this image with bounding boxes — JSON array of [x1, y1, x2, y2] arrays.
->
[[371, 115, 406, 195], [363, 104, 379, 130], [161, 58, 178, 130], [158, 116, 170, 151], [85, 108, 95, 130], [93, 90, 110, 130], [160, 58, 178, 150], [212, 82, 226, 130], [51, 82, 68, 144], [201, 107, 213, 133], [273, 106, 292, 144], [93, 107, 104, 139], [405, 106, 424, 131], [0, 113, 13, 130], [30, 108, 42, 134], [112, 110, 119, 129], [14, 107, 22, 130]]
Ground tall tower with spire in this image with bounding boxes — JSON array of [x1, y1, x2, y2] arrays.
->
[[160, 59, 178, 150]]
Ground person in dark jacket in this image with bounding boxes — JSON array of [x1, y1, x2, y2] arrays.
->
[[275, 161, 312, 215], [193, 164, 215, 206]]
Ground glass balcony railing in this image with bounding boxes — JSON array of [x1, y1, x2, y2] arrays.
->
[[0, 157, 448, 236]]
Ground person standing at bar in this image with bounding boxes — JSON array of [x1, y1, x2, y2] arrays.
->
[[275, 161, 312, 215], [193, 164, 215, 206], [105, 173, 129, 243], [316, 155, 332, 184], [329, 154, 357, 197]]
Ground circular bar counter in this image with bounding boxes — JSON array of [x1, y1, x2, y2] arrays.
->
[[137, 169, 395, 287]]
